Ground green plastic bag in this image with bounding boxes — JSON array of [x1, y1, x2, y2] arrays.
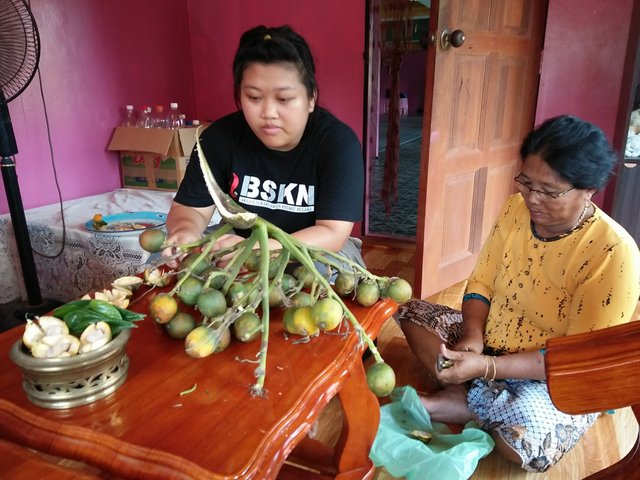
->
[[370, 386, 495, 480]]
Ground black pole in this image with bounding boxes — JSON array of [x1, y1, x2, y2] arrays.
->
[[1, 158, 43, 306], [0, 93, 43, 306]]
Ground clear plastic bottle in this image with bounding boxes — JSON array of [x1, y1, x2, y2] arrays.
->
[[137, 106, 154, 128], [153, 105, 166, 128], [166, 102, 184, 129], [121, 104, 137, 127]]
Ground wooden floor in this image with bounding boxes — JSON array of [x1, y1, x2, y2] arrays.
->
[[311, 237, 639, 479]]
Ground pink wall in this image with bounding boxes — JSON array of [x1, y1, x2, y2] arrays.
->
[[1, 0, 195, 214], [535, 0, 635, 209], [186, 0, 365, 139], [3, 1, 634, 218], [1, 0, 365, 216], [3, 0, 634, 217]]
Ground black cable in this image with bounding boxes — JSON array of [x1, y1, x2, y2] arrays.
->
[[28, 48, 66, 259]]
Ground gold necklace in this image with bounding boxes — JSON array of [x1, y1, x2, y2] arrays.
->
[[532, 202, 591, 242]]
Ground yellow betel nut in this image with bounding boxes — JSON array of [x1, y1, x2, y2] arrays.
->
[[184, 325, 217, 358], [148, 293, 178, 324], [366, 362, 396, 397], [138, 228, 166, 253], [311, 297, 343, 331], [291, 306, 319, 337], [283, 307, 300, 335], [233, 312, 261, 343]]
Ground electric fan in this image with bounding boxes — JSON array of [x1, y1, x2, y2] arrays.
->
[[0, 0, 48, 311]]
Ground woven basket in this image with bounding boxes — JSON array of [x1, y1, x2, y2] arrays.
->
[[9, 328, 131, 409]]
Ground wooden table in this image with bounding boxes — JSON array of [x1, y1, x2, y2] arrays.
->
[[0, 287, 397, 479]]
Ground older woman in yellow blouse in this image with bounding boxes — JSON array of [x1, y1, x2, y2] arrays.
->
[[397, 115, 640, 472]]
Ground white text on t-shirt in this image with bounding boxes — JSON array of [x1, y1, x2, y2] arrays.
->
[[238, 175, 315, 213]]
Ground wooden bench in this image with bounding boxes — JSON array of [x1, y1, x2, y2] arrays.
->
[[545, 320, 640, 479]]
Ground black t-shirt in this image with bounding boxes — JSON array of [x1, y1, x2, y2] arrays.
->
[[174, 108, 364, 236]]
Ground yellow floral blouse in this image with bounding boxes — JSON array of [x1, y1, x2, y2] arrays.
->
[[466, 194, 640, 354]]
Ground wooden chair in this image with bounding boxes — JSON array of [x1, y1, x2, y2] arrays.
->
[[545, 320, 640, 479]]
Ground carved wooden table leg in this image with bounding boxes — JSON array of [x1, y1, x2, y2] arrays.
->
[[333, 357, 380, 480]]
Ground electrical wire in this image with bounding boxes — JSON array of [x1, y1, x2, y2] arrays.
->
[[26, 0, 66, 260], [29, 67, 66, 259]]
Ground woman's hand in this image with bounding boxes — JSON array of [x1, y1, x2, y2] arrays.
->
[[162, 229, 202, 269], [435, 344, 487, 385], [162, 202, 216, 268], [212, 233, 247, 268], [213, 233, 245, 251]]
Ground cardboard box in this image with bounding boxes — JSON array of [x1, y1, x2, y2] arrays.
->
[[108, 126, 200, 191]]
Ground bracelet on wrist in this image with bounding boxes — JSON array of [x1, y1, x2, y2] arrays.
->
[[482, 355, 490, 380], [489, 355, 497, 381]]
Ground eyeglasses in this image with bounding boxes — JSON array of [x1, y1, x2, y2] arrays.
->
[[514, 175, 574, 200]]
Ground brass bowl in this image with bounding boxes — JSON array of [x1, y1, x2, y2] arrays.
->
[[9, 329, 131, 409]]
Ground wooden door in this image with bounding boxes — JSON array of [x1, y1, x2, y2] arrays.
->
[[415, 0, 547, 298]]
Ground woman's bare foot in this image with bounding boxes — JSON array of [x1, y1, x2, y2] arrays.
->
[[419, 384, 472, 424]]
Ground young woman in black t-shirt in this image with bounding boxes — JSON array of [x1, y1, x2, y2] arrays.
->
[[163, 25, 364, 267]]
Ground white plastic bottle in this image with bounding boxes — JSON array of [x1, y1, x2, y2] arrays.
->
[[136, 106, 153, 128], [121, 105, 137, 127], [166, 102, 184, 129]]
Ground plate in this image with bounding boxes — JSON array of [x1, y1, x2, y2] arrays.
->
[[84, 211, 167, 233]]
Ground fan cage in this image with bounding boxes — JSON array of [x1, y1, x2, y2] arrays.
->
[[0, 0, 40, 102]]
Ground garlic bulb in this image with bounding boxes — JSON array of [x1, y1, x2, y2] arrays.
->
[[79, 321, 112, 353], [83, 289, 130, 309], [112, 285, 135, 298], [112, 276, 143, 295], [30, 334, 81, 358], [144, 267, 172, 287], [22, 316, 69, 350]]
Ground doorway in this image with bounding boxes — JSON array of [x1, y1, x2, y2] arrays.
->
[[365, 0, 429, 240], [364, 0, 547, 298]]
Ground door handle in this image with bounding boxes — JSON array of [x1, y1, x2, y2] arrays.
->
[[440, 28, 466, 49]]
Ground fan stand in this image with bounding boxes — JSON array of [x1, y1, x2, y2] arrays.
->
[[1, 99, 61, 321], [0, 0, 61, 327], [1, 155, 61, 319]]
